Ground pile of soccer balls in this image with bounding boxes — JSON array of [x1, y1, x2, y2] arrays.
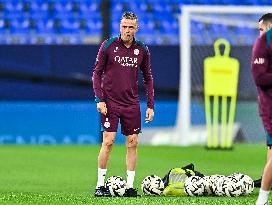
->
[[104, 173, 254, 197], [184, 173, 254, 197]]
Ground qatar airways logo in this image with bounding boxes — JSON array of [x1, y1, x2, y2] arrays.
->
[[114, 56, 138, 68]]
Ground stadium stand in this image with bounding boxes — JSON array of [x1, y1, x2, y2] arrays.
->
[[0, 0, 270, 45]]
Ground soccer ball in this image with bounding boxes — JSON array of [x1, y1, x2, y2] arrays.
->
[[141, 175, 164, 195], [212, 176, 228, 196], [224, 177, 242, 197], [184, 176, 205, 196], [228, 173, 254, 195], [213, 176, 242, 197], [105, 176, 127, 196], [209, 174, 225, 195], [240, 174, 254, 195], [202, 176, 213, 195]]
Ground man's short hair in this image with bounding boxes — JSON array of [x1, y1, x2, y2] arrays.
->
[[259, 13, 272, 23], [121, 12, 138, 23]]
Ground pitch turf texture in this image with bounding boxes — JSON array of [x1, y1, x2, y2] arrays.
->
[[0, 144, 269, 204]]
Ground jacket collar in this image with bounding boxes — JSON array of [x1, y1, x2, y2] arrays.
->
[[118, 35, 136, 48]]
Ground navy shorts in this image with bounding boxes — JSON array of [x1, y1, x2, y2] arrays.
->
[[100, 103, 141, 136]]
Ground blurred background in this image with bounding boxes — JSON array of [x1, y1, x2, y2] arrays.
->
[[0, 0, 270, 145]]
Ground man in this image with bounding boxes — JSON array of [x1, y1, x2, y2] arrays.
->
[[252, 13, 272, 205], [92, 12, 154, 197]]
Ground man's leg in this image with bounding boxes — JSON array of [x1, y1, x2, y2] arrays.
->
[[125, 134, 138, 187], [123, 134, 140, 197], [94, 132, 116, 196], [119, 104, 141, 197], [126, 134, 138, 171], [256, 148, 272, 205], [98, 132, 116, 169]]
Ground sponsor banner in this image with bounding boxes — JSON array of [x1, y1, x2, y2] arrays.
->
[[0, 101, 186, 144], [0, 101, 101, 144]]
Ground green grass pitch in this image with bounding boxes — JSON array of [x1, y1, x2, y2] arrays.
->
[[0, 144, 269, 204]]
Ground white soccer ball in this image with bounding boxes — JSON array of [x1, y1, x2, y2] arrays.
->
[[202, 176, 213, 195], [228, 173, 254, 195], [240, 174, 254, 195], [141, 175, 164, 195], [209, 174, 225, 196], [105, 176, 127, 196], [225, 177, 242, 197], [212, 176, 228, 196], [184, 176, 205, 196]]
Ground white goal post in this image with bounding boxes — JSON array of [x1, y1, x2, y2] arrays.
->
[[177, 5, 272, 146]]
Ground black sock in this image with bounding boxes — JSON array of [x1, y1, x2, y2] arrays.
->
[[253, 178, 262, 188]]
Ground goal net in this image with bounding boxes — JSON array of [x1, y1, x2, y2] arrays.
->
[[175, 5, 271, 146]]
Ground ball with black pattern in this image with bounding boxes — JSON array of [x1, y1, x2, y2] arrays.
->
[[105, 176, 127, 196], [228, 173, 254, 195], [207, 175, 226, 195], [202, 176, 213, 195], [241, 174, 254, 195], [184, 176, 205, 196], [141, 175, 164, 195], [212, 176, 227, 196], [224, 177, 242, 197]]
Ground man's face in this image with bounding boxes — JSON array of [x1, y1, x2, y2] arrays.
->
[[259, 20, 272, 36], [120, 18, 138, 43]]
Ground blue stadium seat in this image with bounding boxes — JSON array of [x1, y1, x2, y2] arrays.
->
[[111, 20, 119, 35], [79, 3, 100, 18], [54, 1, 72, 13], [85, 19, 102, 35], [5, 1, 23, 12], [9, 18, 30, 34], [112, 2, 123, 13], [35, 19, 54, 34], [61, 18, 79, 34], [28, 2, 48, 19], [0, 18, 7, 34]]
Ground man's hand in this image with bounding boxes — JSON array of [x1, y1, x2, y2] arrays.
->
[[97, 102, 107, 115], [145, 108, 154, 123]]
